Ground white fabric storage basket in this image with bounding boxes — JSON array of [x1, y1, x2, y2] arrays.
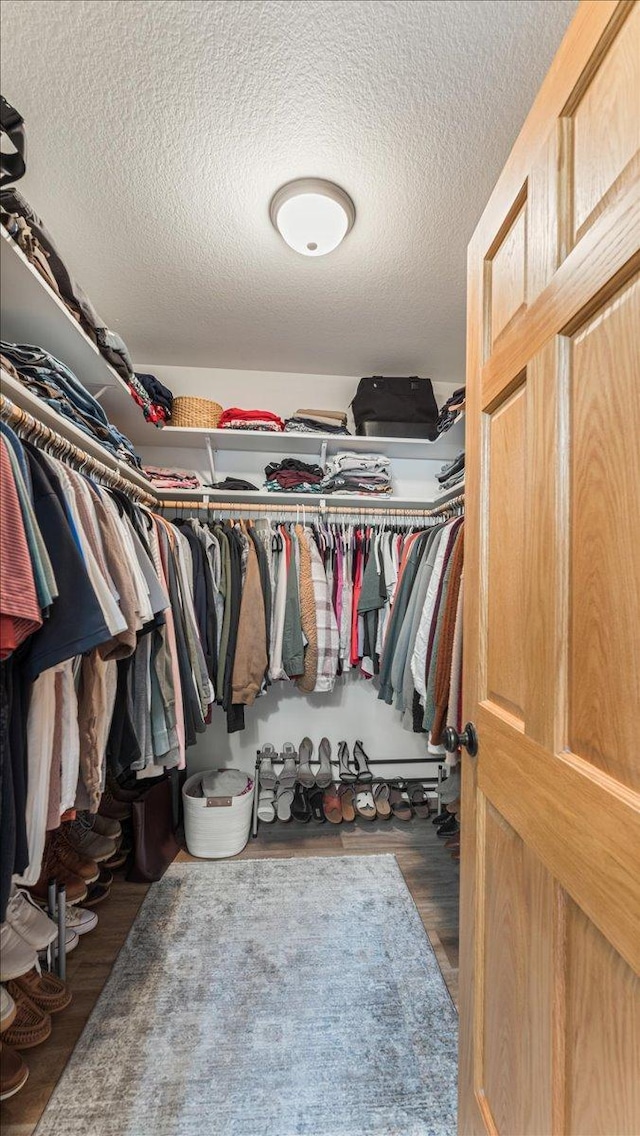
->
[[183, 770, 254, 859]]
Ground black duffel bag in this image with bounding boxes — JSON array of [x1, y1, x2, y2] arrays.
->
[[351, 376, 439, 439]]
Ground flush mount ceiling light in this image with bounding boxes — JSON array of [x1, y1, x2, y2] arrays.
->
[[269, 178, 355, 257]]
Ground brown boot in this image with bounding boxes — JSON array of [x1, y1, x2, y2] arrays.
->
[[98, 784, 132, 821], [26, 836, 88, 906], [0, 1042, 29, 1100], [51, 829, 99, 883]]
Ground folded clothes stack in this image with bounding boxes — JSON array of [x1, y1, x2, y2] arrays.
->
[[219, 408, 285, 432], [143, 465, 204, 490], [214, 477, 259, 491], [437, 386, 465, 434], [133, 372, 174, 426], [1, 189, 136, 385], [0, 342, 143, 468], [284, 408, 350, 435], [321, 451, 392, 495], [437, 451, 465, 490], [265, 458, 325, 493]]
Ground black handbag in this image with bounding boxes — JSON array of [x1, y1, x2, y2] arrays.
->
[[351, 376, 439, 439], [127, 775, 181, 883]]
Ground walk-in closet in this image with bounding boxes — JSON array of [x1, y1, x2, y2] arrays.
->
[[0, 2, 638, 1134]]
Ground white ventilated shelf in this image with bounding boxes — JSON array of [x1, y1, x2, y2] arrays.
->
[[153, 482, 464, 511], [1, 225, 133, 397], [0, 368, 155, 496], [122, 419, 465, 460]]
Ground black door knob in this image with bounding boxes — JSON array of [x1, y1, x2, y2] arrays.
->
[[443, 722, 478, 757]]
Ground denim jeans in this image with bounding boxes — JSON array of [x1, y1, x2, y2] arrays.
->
[[1, 341, 141, 466]]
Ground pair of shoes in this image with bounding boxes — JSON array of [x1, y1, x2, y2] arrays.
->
[[354, 780, 394, 821], [82, 865, 115, 908], [2, 986, 51, 1051], [0, 1041, 29, 1100], [1, 970, 72, 1056], [297, 738, 332, 789], [338, 740, 372, 782], [312, 783, 356, 823], [66, 814, 119, 864], [436, 814, 460, 838], [258, 743, 298, 788], [389, 781, 413, 821], [258, 743, 298, 820], [291, 784, 326, 823], [27, 818, 117, 908], [45, 903, 98, 939], [0, 924, 39, 984], [4, 887, 58, 957], [7, 969, 71, 1016]]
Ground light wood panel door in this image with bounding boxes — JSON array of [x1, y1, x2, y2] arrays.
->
[[459, 3, 640, 1133]]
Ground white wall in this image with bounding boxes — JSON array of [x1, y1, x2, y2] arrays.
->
[[187, 672, 439, 784]]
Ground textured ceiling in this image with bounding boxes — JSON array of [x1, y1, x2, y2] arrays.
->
[[1, 0, 577, 381]]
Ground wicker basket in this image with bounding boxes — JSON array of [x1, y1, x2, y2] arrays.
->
[[169, 396, 223, 429]]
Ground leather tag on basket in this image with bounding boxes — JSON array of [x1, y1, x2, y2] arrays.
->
[[205, 796, 233, 808]]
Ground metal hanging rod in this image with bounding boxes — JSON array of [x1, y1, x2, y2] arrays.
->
[[0, 392, 157, 505], [255, 754, 445, 766], [157, 493, 464, 519]]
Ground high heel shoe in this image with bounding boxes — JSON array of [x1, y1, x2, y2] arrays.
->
[[338, 742, 356, 782], [352, 740, 373, 782], [315, 737, 333, 789]]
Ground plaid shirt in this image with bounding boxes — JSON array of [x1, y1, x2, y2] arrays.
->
[[304, 529, 340, 693]]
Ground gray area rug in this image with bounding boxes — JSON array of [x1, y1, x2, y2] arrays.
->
[[36, 855, 457, 1136]]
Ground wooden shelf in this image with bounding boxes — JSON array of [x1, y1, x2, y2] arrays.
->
[[1, 226, 134, 398], [0, 368, 155, 496]]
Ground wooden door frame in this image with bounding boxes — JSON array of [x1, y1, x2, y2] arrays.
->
[[459, 3, 640, 1132]]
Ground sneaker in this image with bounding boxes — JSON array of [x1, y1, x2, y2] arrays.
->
[[436, 815, 460, 838], [8, 969, 72, 1015], [85, 812, 122, 841], [2, 986, 52, 1050], [26, 837, 88, 906], [83, 882, 111, 908], [5, 887, 58, 951], [0, 987, 17, 1033], [0, 1042, 29, 1100], [63, 905, 98, 936], [38, 928, 78, 962], [0, 925, 38, 983], [65, 816, 117, 863]]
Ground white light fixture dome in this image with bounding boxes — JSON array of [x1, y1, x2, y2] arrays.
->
[[269, 178, 355, 257]]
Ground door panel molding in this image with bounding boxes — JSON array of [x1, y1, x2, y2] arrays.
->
[[481, 178, 640, 409], [476, 705, 640, 974], [468, 2, 628, 267]]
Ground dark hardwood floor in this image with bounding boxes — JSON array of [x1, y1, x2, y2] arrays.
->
[[1, 817, 459, 1135]]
